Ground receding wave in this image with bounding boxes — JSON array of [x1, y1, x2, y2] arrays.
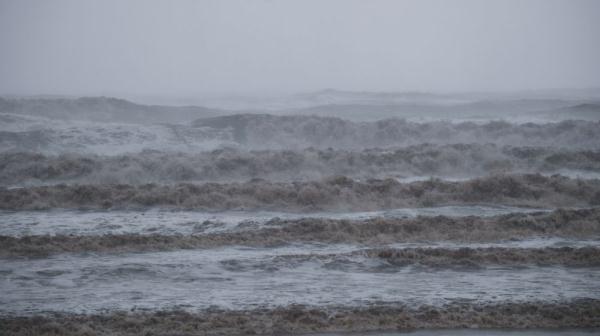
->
[[2, 208, 599, 257], [2, 300, 599, 334], [2, 174, 599, 211], [2, 144, 600, 185]]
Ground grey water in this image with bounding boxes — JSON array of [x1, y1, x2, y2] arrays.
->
[[1, 245, 599, 315], [1, 205, 598, 316], [0, 205, 549, 237]]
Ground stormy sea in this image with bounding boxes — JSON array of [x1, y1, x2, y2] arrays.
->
[[1, 90, 600, 335]]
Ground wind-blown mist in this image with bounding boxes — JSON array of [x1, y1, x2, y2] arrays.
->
[[2, 97, 600, 155], [2, 144, 600, 186], [2, 1, 600, 335], [2, 93, 600, 336]]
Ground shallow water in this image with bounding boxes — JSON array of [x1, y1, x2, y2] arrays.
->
[[1, 245, 599, 315], [1, 205, 599, 325], [0, 205, 549, 237]]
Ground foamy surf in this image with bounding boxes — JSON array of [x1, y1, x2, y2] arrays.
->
[[1, 247, 600, 315], [0, 205, 550, 237]]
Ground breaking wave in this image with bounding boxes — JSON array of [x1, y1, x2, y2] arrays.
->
[[220, 247, 600, 271], [2, 174, 599, 211], [2, 144, 600, 185], [2, 300, 599, 335], [3, 102, 600, 332], [193, 114, 600, 149], [0, 113, 233, 155], [2, 208, 599, 257], [3, 113, 600, 155]]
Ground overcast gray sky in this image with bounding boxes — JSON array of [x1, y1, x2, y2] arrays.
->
[[1, 0, 599, 97]]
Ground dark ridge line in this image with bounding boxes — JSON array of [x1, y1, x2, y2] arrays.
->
[[2, 144, 600, 185], [2, 208, 599, 257], [2, 299, 599, 335], [1, 173, 599, 211]]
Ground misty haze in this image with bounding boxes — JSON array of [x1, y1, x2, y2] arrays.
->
[[1, 1, 600, 335]]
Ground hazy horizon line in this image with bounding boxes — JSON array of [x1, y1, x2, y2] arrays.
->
[[3, 86, 600, 100]]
